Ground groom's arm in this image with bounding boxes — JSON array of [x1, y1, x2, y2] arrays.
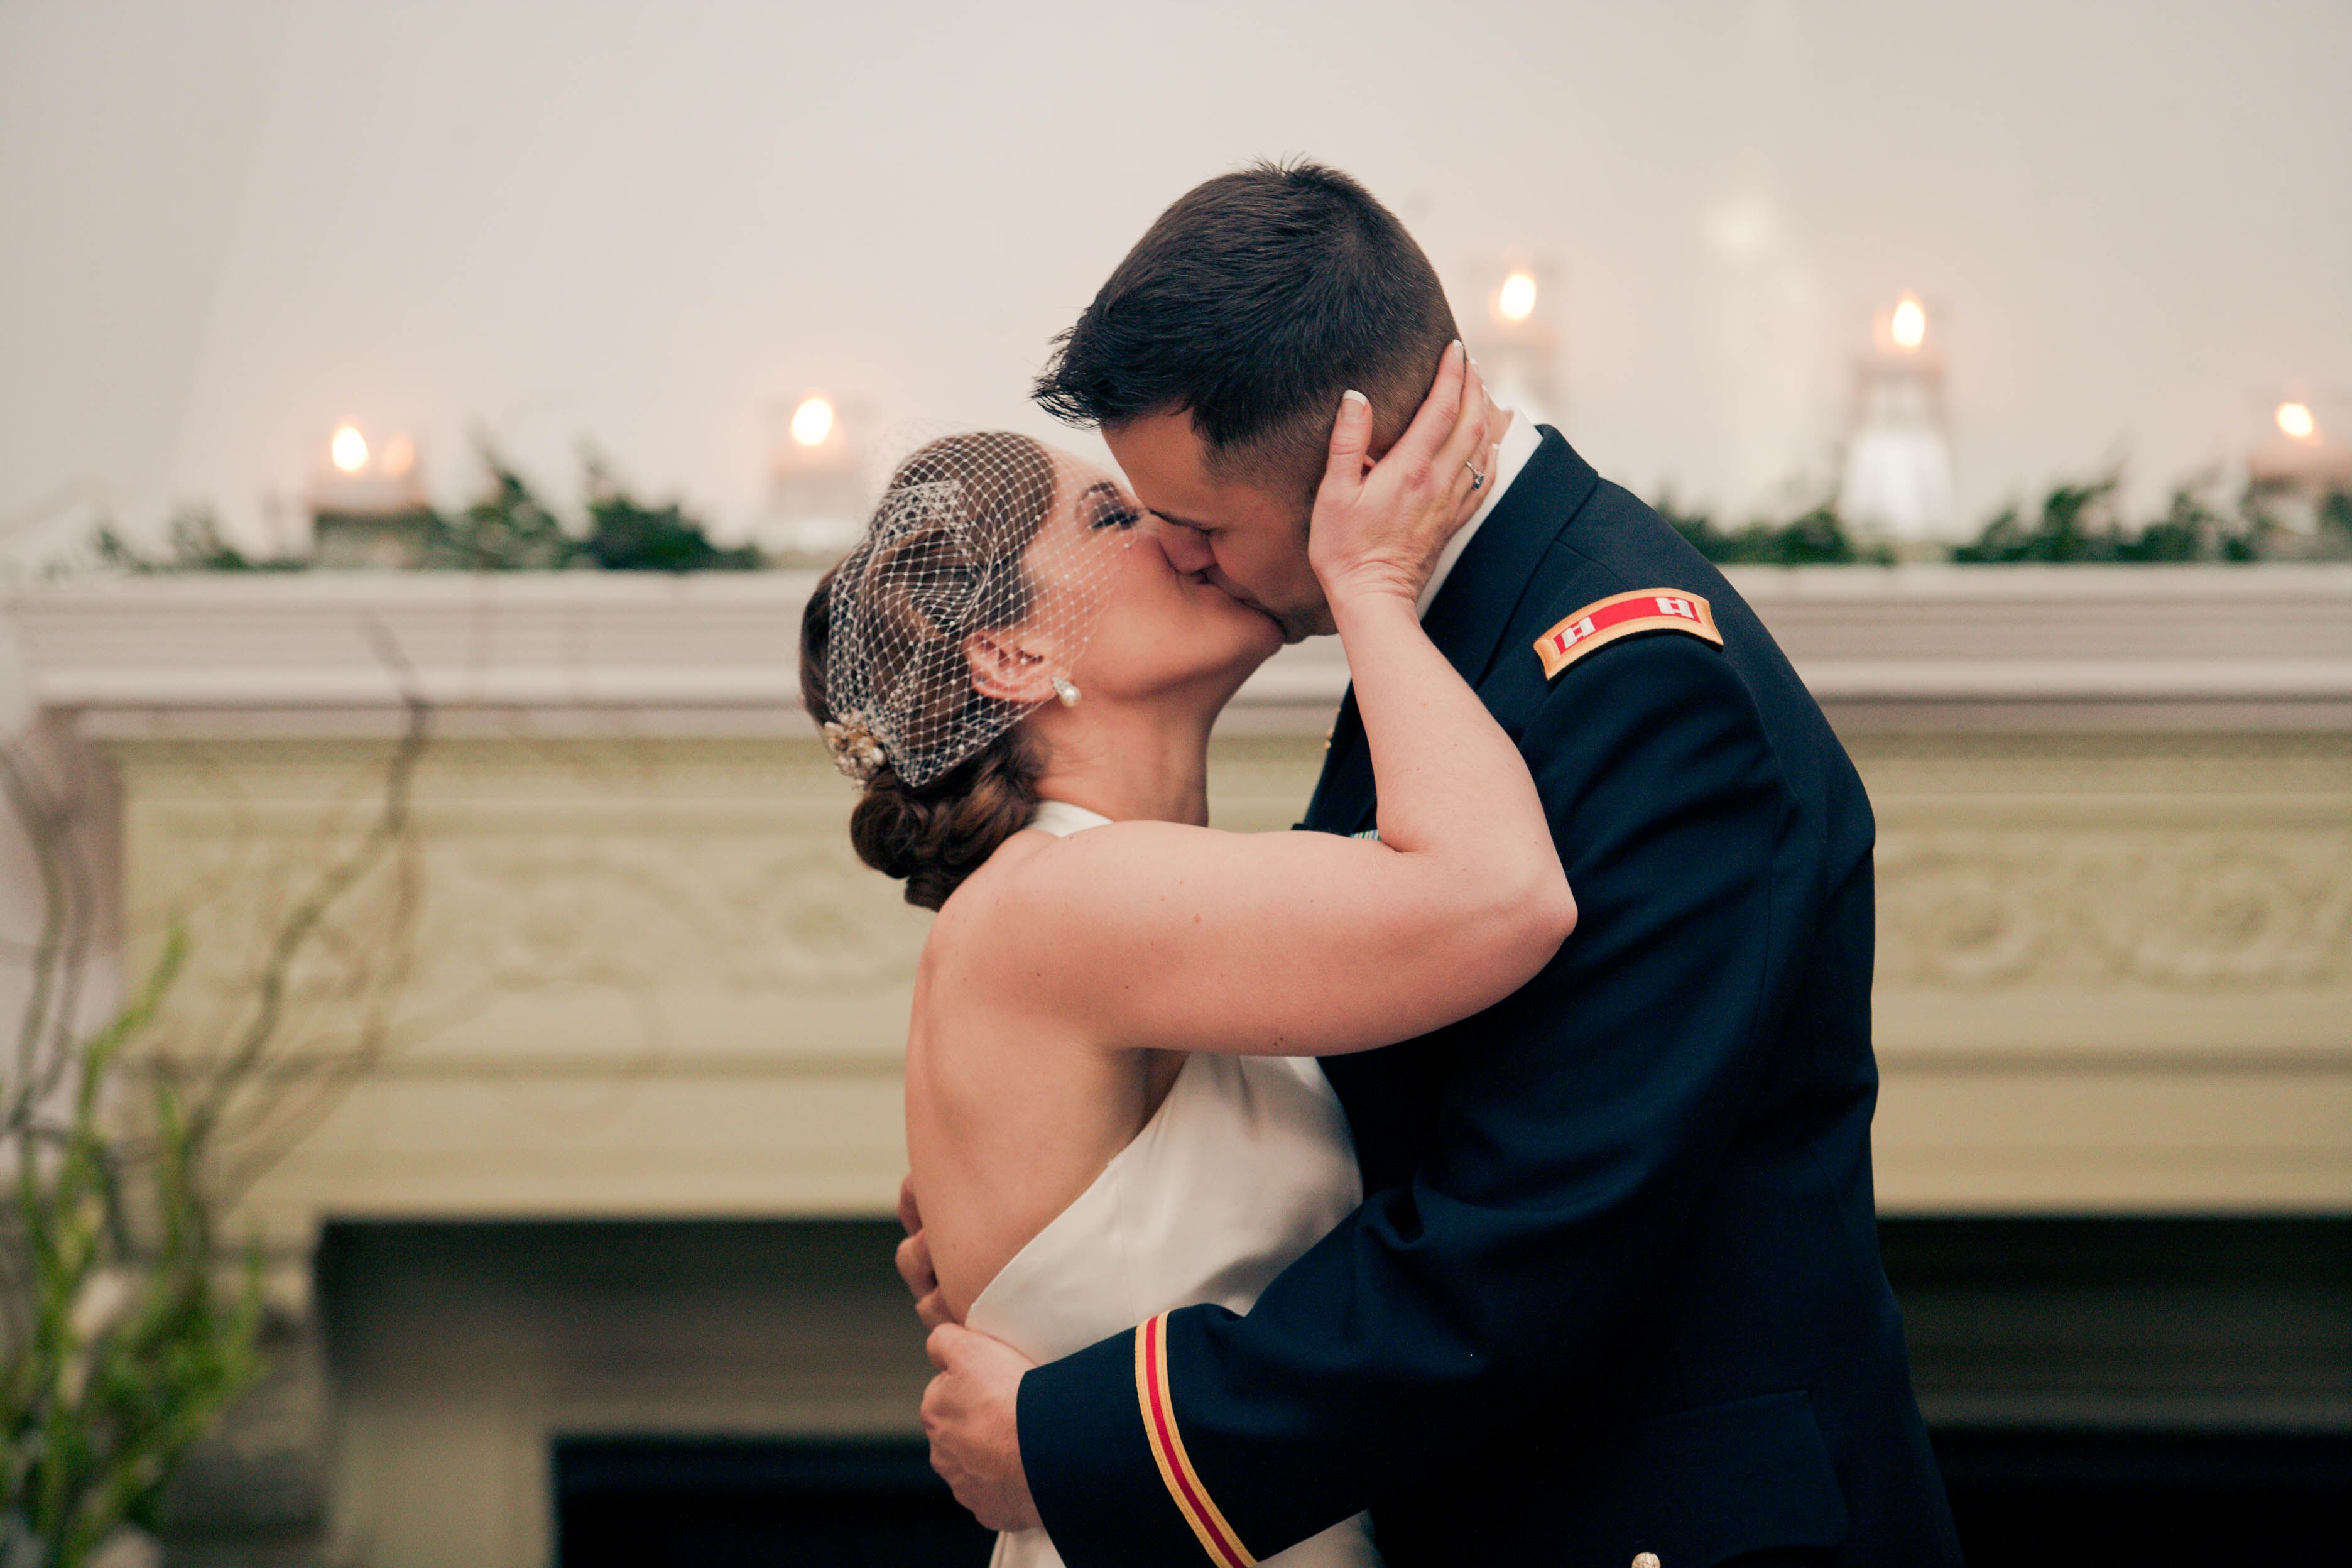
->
[[1016, 629, 1796, 1567]]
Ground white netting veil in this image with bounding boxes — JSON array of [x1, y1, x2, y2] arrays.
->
[[815, 431, 1136, 789]]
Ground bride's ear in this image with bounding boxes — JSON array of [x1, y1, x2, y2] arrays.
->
[[964, 628, 1059, 705]]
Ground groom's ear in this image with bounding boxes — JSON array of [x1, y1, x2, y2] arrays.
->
[[964, 628, 1059, 705]]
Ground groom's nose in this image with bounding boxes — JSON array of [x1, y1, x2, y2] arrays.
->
[[1155, 519, 1216, 575]]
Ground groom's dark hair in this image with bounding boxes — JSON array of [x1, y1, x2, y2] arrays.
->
[[1033, 159, 1459, 500]]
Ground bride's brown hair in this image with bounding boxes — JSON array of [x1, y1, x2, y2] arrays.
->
[[799, 432, 1055, 911]]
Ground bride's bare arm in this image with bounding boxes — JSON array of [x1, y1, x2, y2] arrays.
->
[[958, 346, 1575, 1058]]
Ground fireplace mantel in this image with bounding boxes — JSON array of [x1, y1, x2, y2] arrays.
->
[[17, 564, 2352, 726], [6, 565, 2348, 1249]]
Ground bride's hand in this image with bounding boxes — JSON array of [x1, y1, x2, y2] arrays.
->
[[1307, 340, 1496, 610]]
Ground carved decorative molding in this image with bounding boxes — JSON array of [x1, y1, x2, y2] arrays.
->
[[1858, 734, 2352, 998], [430, 834, 922, 998], [1877, 829, 2351, 991], [121, 740, 932, 1092]]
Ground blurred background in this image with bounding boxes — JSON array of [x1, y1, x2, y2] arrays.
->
[[0, 3, 2345, 1567]]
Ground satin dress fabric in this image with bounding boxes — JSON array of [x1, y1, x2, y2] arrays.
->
[[966, 800, 1380, 1568]]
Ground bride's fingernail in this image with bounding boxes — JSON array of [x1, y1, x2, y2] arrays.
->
[[1342, 389, 1369, 411]]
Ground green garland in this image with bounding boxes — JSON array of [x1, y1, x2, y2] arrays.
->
[[94, 444, 761, 575], [87, 455, 2352, 574], [1662, 471, 2352, 567]]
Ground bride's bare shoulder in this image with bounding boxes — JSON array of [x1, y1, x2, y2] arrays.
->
[[921, 819, 1204, 987], [917, 827, 1065, 982]]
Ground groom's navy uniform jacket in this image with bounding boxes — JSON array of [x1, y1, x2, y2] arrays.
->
[[1020, 430, 1963, 1568]]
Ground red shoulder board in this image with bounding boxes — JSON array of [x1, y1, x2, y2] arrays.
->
[[1534, 589, 1723, 679]]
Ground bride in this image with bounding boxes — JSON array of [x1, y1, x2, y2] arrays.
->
[[798, 351, 1571, 1567]]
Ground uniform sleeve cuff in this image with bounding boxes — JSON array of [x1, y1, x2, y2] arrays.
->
[[1020, 1326, 1224, 1568]]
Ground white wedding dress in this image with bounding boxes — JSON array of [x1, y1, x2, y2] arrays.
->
[[965, 800, 1381, 1568]]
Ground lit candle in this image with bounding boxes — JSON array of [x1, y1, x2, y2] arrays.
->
[[1841, 296, 1958, 546], [766, 392, 869, 565], [2249, 396, 2351, 528], [1466, 250, 1560, 423], [310, 422, 432, 567]]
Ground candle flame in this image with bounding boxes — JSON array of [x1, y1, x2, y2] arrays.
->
[[1890, 297, 1926, 351], [2276, 401, 2317, 440], [330, 425, 369, 474], [790, 396, 836, 447], [1497, 271, 1538, 322]]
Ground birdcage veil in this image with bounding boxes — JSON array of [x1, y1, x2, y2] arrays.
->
[[818, 431, 1135, 789]]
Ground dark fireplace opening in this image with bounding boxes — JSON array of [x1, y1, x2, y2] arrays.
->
[[1933, 1428, 2350, 1566], [1885, 1217, 2352, 1567], [401, 1217, 2344, 1568], [555, 1427, 2352, 1568], [556, 1436, 994, 1568]]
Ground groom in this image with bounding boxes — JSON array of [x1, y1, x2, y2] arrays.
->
[[913, 161, 1963, 1567]]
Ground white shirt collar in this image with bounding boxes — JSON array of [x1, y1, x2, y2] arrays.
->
[[1417, 410, 1544, 619]]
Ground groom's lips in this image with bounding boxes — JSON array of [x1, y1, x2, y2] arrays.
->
[[1217, 587, 1283, 631], [1191, 569, 1271, 618]]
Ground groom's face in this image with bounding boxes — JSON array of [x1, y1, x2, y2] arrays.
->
[[1104, 411, 1331, 643]]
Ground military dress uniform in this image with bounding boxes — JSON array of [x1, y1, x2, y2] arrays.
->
[[1018, 430, 1966, 1568]]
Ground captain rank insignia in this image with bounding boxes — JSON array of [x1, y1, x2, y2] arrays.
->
[[1534, 589, 1723, 679]]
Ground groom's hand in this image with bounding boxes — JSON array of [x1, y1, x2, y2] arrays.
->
[[923, 1322, 1042, 1532], [895, 1173, 956, 1331]]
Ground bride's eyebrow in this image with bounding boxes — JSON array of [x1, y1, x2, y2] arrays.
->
[[1074, 481, 1141, 528]]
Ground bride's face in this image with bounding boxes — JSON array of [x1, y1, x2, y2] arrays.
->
[[1035, 450, 1284, 704]]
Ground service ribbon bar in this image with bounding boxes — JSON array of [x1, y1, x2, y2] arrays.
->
[[1135, 1312, 1256, 1568]]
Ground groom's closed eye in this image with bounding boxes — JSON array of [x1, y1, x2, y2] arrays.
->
[[1154, 520, 1218, 576]]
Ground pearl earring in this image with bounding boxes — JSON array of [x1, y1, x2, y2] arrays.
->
[[1052, 677, 1081, 707]]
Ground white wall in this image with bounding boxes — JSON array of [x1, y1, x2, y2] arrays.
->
[[1, 0, 2346, 555]]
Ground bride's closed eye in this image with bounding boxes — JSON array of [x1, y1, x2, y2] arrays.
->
[[1077, 482, 1142, 532]]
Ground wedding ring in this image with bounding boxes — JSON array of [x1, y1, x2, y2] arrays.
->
[[1466, 460, 1486, 491]]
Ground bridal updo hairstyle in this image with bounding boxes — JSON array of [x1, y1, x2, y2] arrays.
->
[[800, 432, 1054, 912]]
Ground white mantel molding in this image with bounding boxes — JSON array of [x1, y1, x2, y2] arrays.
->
[[11, 565, 2352, 735]]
